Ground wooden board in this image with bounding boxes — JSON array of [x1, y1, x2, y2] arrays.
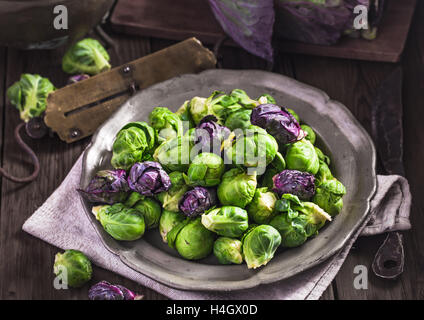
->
[[110, 0, 416, 63]]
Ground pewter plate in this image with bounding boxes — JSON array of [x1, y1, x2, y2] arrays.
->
[[80, 69, 377, 291]]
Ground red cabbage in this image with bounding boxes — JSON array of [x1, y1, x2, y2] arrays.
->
[[128, 161, 171, 196], [272, 169, 316, 200], [179, 187, 216, 217]]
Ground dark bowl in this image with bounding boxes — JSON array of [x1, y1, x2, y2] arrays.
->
[[0, 0, 115, 49]]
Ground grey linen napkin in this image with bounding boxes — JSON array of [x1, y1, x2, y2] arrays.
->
[[22, 155, 411, 300]]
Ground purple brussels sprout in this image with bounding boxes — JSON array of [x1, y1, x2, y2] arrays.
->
[[272, 169, 315, 200], [179, 187, 216, 217], [88, 281, 142, 300], [128, 161, 171, 196], [78, 169, 129, 204], [250, 104, 304, 145], [195, 115, 231, 154], [67, 74, 90, 85]]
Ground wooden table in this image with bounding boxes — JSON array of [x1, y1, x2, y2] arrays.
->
[[0, 3, 422, 300]]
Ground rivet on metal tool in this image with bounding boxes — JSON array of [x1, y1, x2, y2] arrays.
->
[[123, 66, 131, 74], [69, 128, 81, 139]]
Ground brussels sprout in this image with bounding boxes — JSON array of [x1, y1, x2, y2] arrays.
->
[[251, 104, 305, 146], [201, 206, 249, 237], [269, 214, 308, 248], [314, 147, 331, 165], [225, 125, 278, 174], [224, 108, 252, 130], [77, 169, 129, 204], [213, 237, 243, 264], [295, 202, 332, 236], [111, 122, 157, 170], [285, 139, 320, 174], [92, 204, 145, 241], [153, 134, 195, 172], [88, 281, 141, 300], [315, 160, 334, 186], [260, 167, 278, 189], [271, 152, 286, 172], [300, 124, 316, 145], [168, 217, 215, 260], [159, 209, 186, 243], [286, 108, 300, 123], [7, 73, 55, 122], [272, 169, 316, 200], [134, 198, 162, 229], [257, 93, 276, 104], [217, 168, 257, 208], [230, 89, 258, 109], [149, 107, 184, 142], [157, 171, 189, 212], [62, 38, 111, 75], [175, 100, 195, 129], [179, 187, 216, 217], [53, 249, 92, 288], [313, 178, 346, 216], [242, 225, 281, 269], [195, 115, 231, 154], [124, 191, 145, 208], [246, 187, 278, 224], [128, 161, 171, 196], [184, 153, 225, 187], [189, 96, 209, 125]]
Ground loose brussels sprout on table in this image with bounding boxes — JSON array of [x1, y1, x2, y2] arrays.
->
[[7, 73, 55, 122], [214, 237, 243, 264], [81, 88, 346, 271], [53, 249, 92, 288], [62, 38, 111, 75]]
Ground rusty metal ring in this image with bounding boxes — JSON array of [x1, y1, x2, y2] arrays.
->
[[0, 122, 40, 183]]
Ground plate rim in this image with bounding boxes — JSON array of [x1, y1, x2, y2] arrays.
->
[[80, 69, 377, 291]]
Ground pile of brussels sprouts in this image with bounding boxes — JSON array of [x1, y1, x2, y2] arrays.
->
[[79, 89, 346, 269]]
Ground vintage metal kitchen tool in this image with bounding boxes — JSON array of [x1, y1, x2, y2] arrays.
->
[[45, 37, 217, 143], [0, 38, 216, 183], [371, 66, 405, 279]]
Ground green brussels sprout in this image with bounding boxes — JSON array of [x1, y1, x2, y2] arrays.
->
[[111, 122, 157, 170], [213, 237, 243, 264], [314, 147, 331, 165], [7, 73, 55, 122], [242, 225, 281, 269], [300, 124, 316, 145], [157, 171, 189, 212], [225, 125, 278, 175], [92, 204, 145, 241], [184, 153, 225, 187], [53, 250, 92, 288], [158, 209, 186, 243], [217, 168, 257, 208], [315, 160, 334, 186], [313, 178, 346, 216], [257, 93, 276, 104], [175, 100, 195, 129], [271, 194, 332, 247], [285, 139, 319, 175], [124, 192, 145, 208], [260, 167, 278, 189], [286, 108, 300, 123], [149, 107, 184, 142], [271, 152, 286, 172], [188, 96, 209, 125], [201, 206, 249, 237], [134, 198, 162, 229], [230, 89, 258, 109], [246, 187, 278, 224], [224, 108, 252, 130], [168, 217, 215, 260], [269, 214, 308, 247], [153, 134, 195, 172], [62, 38, 111, 75]]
